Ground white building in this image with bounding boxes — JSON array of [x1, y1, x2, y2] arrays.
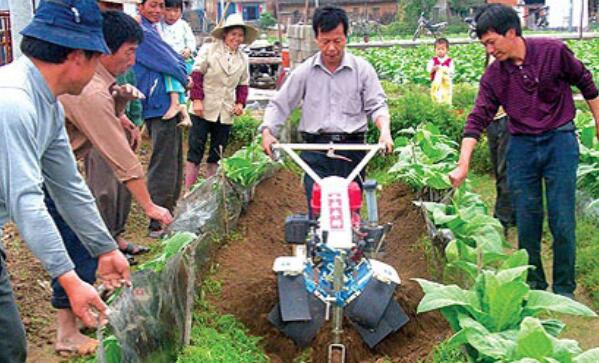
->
[[546, 0, 589, 29]]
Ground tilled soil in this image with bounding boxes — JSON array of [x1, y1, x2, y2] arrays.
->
[[207, 169, 450, 363]]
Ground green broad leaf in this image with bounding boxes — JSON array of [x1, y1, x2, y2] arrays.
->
[[580, 127, 596, 149], [551, 336, 582, 362], [525, 290, 598, 317], [393, 136, 409, 148], [455, 239, 477, 263], [413, 278, 480, 313], [98, 335, 123, 363], [574, 348, 599, 363], [515, 317, 554, 360], [431, 206, 458, 225], [500, 249, 530, 270], [425, 173, 452, 190], [510, 359, 542, 363], [483, 276, 529, 331], [457, 314, 516, 359], [495, 266, 532, 284], [540, 319, 566, 337], [448, 260, 479, 280], [481, 251, 510, 266], [162, 232, 197, 257], [445, 240, 459, 263]]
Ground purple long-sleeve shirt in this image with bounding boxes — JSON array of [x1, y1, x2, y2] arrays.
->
[[464, 38, 598, 139]]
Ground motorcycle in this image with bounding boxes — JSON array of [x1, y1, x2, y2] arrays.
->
[[464, 16, 477, 40], [268, 143, 409, 363], [534, 5, 549, 29], [412, 12, 447, 41]]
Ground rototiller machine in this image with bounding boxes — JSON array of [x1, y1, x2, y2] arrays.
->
[[268, 143, 409, 363]]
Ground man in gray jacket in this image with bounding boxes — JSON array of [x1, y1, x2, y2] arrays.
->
[[0, 1, 130, 361]]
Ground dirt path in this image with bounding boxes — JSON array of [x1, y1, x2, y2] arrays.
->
[[206, 169, 450, 362]]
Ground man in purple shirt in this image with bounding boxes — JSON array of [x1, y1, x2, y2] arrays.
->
[[449, 4, 599, 298]]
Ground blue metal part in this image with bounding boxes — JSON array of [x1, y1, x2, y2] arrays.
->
[[302, 242, 374, 307]]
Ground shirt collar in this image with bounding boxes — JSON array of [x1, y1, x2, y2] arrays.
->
[[503, 37, 532, 74], [95, 63, 116, 87], [313, 51, 353, 73], [22, 56, 56, 104]]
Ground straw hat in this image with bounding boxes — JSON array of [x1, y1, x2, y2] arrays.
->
[[211, 13, 258, 44]]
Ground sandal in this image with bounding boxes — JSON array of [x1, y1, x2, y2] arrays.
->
[[119, 242, 150, 255]]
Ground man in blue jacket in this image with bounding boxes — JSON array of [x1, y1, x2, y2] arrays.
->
[[134, 0, 188, 237]]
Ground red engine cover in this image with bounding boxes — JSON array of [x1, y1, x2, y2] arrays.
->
[[310, 182, 362, 215]]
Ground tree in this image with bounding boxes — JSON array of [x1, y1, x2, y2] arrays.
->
[[259, 11, 276, 29], [398, 0, 438, 25], [448, 0, 486, 17]]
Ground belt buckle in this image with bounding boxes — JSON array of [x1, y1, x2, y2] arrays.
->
[[330, 134, 343, 142]]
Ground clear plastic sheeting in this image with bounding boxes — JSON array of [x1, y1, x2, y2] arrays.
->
[[106, 167, 278, 362]]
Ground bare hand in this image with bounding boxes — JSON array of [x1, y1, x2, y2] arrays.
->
[[111, 84, 146, 102], [378, 132, 394, 154], [448, 165, 469, 188], [119, 115, 141, 151], [145, 203, 174, 227], [97, 249, 131, 291], [59, 271, 109, 327], [261, 128, 278, 158], [192, 99, 204, 117], [233, 103, 244, 116]]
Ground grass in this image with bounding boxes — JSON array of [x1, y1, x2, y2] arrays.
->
[[418, 340, 468, 363], [177, 276, 269, 363]]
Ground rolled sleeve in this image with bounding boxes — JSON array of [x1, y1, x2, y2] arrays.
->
[[0, 97, 74, 278], [464, 76, 499, 140], [260, 69, 306, 136], [560, 43, 599, 100], [61, 93, 145, 183], [361, 62, 390, 122]]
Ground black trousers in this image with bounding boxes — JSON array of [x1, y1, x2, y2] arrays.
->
[[187, 115, 232, 165], [487, 115, 516, 228], [300, 147, 366, 217], [145, 116, 183, 230]]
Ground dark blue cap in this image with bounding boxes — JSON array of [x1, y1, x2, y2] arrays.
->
[[21, 0, 110, 54]]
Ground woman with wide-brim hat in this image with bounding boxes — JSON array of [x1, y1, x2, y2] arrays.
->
[[184, 13, 258, 191]]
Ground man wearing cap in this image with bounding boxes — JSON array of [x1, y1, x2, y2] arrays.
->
[[259, 6, 393, 211], [0, 1, 130, 361], [55, 10, 172, 355], [134, 0, 188, 237]]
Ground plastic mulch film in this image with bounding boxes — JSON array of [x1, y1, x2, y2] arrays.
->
[[576, 189, 599, 223], [105, 166, 278, 363]]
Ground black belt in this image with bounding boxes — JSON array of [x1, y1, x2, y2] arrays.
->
[[301, 132, 366, 143]]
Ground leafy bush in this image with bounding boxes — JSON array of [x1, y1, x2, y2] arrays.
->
[[258, 11, 275, 29], [387, 89, 466, 143], [221, 138, 274, 187], [575, 111, 599, 200], [139, 232, 197, 272], [389, 124, 458, 190], [229, 114, 261, 148]]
